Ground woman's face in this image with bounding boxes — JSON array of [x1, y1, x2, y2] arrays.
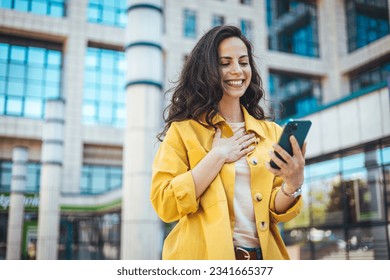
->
[[218, 37, 252, 101]]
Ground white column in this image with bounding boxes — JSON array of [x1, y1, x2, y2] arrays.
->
[[62, 0, 88, 194], [6, 147, 28, 260], [36, 99, 65, 260], [317, 0, 346, 103], [121, 0, 164, 259]]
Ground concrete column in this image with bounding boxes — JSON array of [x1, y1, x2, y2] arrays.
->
[[121, 0, 164, 259], [318, 0, 347, 102], [62, 0, 88, 194], [36, 99, 65, 260], [6, 147, 28, 260]]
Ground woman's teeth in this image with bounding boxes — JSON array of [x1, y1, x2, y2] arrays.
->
[[227, 80, 243, 86]]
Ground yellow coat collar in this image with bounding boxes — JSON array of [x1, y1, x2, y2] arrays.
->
[[200, 105, 266, 139]]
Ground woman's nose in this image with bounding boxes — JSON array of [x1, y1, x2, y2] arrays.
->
[[230, 62, 243, 74]]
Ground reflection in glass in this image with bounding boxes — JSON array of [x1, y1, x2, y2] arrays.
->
[[284, 228, 311, 260], [59, 213, 120, 260], [314, 229, 347, 260], [384, 166, 390, 222], [348, 227, 388, 260], [311, 174, 343, 226], [343, 167, 383, 223]]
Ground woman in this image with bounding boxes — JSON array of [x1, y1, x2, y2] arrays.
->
[[150, 25, 306, 260]]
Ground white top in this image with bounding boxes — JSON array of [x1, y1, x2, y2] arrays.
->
[[228, 122, 259, 248]]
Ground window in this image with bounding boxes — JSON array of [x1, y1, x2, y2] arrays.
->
[[240, 19, 253, 41], [81, 165, 122, 194], [0, 0, 65, 17], [345, 0, 390, 52], [350, 60, 390, 93], [0, 161, 41, 193], [212, 14, 225, 27], [283, 142, 390, 259], [266, 0, 319, 57], [83, 47, 126, 127], [240, 0, 252, 5], [59, 213, 120, 260], [268, 71, 321, 120], [87, 0, 127, 27], [0, 38, 62, 119], [183, 9, 197, 38]]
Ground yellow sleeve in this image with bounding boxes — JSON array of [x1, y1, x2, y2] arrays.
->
[[268, 122, 303, 223], [150, 123, 199, 223], [269, 178, 303, 224]]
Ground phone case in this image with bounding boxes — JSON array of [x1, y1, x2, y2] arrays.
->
[[270, 120, 312, 169]]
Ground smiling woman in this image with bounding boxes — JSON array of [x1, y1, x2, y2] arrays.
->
[[150, 25, 307, 260]]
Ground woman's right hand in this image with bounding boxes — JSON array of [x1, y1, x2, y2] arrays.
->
[[211, 128, 256, 163]]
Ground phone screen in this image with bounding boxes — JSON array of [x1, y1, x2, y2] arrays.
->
[[269, 120, 312, 169]]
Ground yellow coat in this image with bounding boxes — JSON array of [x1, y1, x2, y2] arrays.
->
[[150, 107, 302, 260]]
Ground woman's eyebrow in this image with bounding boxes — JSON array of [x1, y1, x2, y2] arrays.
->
[[219, 55, 249, 59]]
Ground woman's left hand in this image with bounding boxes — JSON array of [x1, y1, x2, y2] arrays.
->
[[266, 135, 307, 192]]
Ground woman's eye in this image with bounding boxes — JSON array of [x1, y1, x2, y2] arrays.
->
[[240, 62, 249, 66], [220, 63, 229, 67]]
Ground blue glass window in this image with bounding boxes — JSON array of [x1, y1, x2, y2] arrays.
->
[[81, 165, 122, 194], [266, 0, 319, 57], [0, 40, 62, 119], [346, 0, 389, 52], [87, 0, 127, 27], [0, 0, 65, 17], [83, 47, 126, 127], [269, 71, 321, 120], [0, 161, 41, 193], [350, 61, 390, 93], [184, 9, 197, 38], [240, 19, 253, 41], [212, 14, 224, 27]]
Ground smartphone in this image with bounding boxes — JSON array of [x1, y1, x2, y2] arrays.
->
[[270, 120, 312, 169]]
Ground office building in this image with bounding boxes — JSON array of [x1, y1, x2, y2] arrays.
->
[[0, 0, 389, 260]]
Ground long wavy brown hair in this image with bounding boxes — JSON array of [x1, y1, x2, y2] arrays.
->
[[157, 25, 270, 141]]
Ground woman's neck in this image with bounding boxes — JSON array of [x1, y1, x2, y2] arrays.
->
[[218, 99, 244, 123]]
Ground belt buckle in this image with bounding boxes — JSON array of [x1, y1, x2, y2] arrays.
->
[[236, 247, 251, 260]]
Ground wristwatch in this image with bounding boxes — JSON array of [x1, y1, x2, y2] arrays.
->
[[281, 182, 302, 198]]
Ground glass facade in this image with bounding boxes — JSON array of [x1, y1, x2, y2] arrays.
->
[[346, 0, 390, 52], [283, 141, 390, 260], [0, 161, 41, 193], [59, 213, 121, 260], [83, 47, 126, 127], [212, 14, 225, 27], [183, 9, 197, 38], [87, 0, 127, 27], [266, 0, 319, 57], [350, 60, 390, 93], [81, 165, 122, 194], [0, 0, 65, 17], [240, 19, 253, 41], [0, 39, 62, 119], [269, 71, 322, 120]]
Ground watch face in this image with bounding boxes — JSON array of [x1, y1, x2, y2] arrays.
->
[[293, 188, 302, 198]]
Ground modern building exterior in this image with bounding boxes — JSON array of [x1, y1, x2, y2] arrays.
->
[[0, 0, 389, 260]]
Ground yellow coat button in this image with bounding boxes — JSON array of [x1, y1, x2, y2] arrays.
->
[[259, 221, 268, 231], [254, 193, 263, 202], [250, 157, 258, 165]]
